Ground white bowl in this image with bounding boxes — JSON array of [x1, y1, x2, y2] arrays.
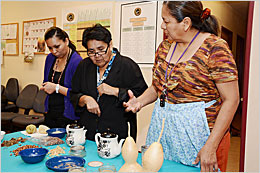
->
[[1, 131, 6, 141]]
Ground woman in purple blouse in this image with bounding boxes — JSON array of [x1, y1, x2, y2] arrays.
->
[[40, 27, 82, 128]]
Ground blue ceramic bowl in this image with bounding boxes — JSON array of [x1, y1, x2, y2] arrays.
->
[[19, 148, 48, 164], [46, 128, 66, 138]]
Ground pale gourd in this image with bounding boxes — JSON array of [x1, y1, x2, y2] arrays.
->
[[142, 142, 164, 172], [119, 123, 143, 172], [38, 125, 50, 134], [26, 124, 37, 134], [142, 118, 165, 172]]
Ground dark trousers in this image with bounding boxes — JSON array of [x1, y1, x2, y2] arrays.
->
[[44, 110, 75, 128]]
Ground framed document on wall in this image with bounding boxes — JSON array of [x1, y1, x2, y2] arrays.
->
[[1, 23, 19, 56], [120, 1, 158, 64], [22, 17, 56, 54]]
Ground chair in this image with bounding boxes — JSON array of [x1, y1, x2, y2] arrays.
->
[[1, 85, 5, 95], [1, 84, 38, 132], [1, 85, 7, 110], [1, 78, 19, 112], [12, 90, 47, 128]]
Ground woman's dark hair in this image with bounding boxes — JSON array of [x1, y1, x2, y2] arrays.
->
[[44, 26, 77, 52], [82, 24, 112, 49], [163, 1, 220, 36]]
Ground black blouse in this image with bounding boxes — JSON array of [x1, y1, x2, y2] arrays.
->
[[70, 48, 148, 141], [48, 50, 74, 112]]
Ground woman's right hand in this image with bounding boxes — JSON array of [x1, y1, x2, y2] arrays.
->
[[81, 95, 101, 116], [40, 82, 56, 94], [123, 90, 142, 113]]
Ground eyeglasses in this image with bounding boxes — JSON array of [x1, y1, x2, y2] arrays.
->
[[87, 46, 109, 57]]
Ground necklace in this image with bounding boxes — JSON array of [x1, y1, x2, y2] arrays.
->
[[51, 48, 71, 84], [160, 31, 200, 107], [96, 50, 116, 101]]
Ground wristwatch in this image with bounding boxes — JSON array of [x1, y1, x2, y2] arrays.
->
[[56, 84, 60, 93]]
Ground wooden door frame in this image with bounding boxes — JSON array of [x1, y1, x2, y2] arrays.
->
[[239, 1, 254, 172]]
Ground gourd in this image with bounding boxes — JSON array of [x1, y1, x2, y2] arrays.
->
[[38, 125, 50, 134], [119, 123, 143, 172], [142, 118, 165, 172], [26, 124, 37, 134]]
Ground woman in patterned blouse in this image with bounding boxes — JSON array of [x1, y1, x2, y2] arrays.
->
[[124, 1, 239, 172]]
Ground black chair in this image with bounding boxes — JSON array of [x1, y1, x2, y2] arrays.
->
[[1, 85, 5, 95], [1, 85, 7, 110], [12, 90, 47, 129], [1, 84, 38, 132], [1, 78, 19, 112]]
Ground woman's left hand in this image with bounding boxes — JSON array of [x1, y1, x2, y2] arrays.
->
[[40, 82, 56, 94], [97, 83, 119, 97], [193, 144, 218, 172]]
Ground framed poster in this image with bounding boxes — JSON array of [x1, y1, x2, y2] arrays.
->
[[120, 1, 158, 64], [1, 23, 19, 56], [62, 3, 113, 58], [22, 17, 56, 54]]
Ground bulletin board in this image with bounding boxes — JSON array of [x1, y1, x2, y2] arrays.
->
[[22, 17, 56, 54], [1, 23, 19, 56]]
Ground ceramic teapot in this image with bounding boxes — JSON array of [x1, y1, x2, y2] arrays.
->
[[95, 128, 125, 159], [66, 123, 87, 147]]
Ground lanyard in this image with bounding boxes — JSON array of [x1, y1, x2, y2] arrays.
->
[[164, 31, 200, 85], [96, 50, 116, 101], [160, 31, 200, 107]]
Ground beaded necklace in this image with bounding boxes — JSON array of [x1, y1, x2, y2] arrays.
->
[[51, 48, 71, 84]]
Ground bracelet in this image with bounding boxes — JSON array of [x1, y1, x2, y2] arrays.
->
[[56, 84, 60, 93]]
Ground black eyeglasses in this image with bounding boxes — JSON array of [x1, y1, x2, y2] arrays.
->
[[87, 45, 109, 57]]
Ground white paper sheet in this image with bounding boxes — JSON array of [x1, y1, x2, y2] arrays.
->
[[5, 43, 16, 54], [120, 1, 157, 64]]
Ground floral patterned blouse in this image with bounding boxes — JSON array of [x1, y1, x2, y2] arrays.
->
[[152, 34, 238, 129]]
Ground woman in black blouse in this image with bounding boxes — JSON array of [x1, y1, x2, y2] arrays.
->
[[70, 24, 147, 141]]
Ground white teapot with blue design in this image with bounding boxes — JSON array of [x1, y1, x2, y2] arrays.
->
[[95, 128, 125, 159]]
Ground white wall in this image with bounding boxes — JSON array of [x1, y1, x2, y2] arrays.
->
[[244, 1, 260, 172]]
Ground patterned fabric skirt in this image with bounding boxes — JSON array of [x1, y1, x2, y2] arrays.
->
[[146, 98, 216, 167]]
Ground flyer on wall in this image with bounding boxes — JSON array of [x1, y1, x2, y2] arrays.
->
[[120, 1, 158, 64]]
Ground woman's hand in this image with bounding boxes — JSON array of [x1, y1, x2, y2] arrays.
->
[[80, 95, 101, 116], [40, 82, 56, 94], [97, 83, 119, 97], [123, 90, 142, 113], [193, 80, 239, 172], [193, 144, 218, 172]]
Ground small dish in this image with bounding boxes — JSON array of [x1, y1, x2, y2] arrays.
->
[[46, 128, 66, 138], [1, 131, 6, 141], [98, 165, 116, 172], [45, 155, 85, 172], [21, 130, 48, 138], [19, 148, 48, 164], [68, 166, 86, 172], [69, 145, 86, 158], [88, 161, 103, 167]]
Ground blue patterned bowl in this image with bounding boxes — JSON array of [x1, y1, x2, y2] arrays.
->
[[19, 148, 48, 164]]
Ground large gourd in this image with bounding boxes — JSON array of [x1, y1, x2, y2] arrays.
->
[[119, 123, 143, 172], [142, 118, 165, 172]]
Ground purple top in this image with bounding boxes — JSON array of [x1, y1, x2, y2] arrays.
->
[[43, 51, 82, 120]]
